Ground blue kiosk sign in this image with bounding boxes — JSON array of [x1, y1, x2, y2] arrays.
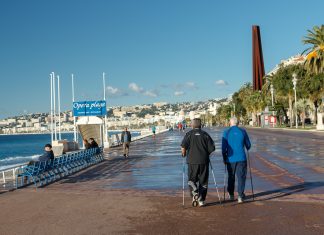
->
[[73, 100, 107, 117]]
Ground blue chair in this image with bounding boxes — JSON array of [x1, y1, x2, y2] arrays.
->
[[16, 161, 43, 188]]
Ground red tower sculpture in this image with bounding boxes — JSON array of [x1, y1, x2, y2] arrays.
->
[[252, 25, 265, 91]]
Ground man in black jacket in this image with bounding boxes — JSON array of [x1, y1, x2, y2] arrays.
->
[[181, 118, 215, 207], [29, 143, 54, 165], [121, 127, 131, 158]]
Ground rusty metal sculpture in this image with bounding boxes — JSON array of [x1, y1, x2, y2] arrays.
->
[[252, 25, 265, 91]]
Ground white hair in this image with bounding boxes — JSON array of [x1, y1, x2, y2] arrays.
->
[[230, 117, 238, 126]]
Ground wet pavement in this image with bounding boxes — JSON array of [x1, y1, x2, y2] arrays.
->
[[47, 127, 324, 203], [2, 128, 324, 235]]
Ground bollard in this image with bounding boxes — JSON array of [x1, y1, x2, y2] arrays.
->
[[2, 171, 5, 184]]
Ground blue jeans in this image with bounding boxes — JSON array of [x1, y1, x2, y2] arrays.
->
[[227, 161, 247, 197]]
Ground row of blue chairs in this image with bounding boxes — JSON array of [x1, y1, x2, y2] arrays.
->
[[16, 147, 104, 189]]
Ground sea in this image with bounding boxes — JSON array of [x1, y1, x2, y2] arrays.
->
[[0, 131, 140, 170]]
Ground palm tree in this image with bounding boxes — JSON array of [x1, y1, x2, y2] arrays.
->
[[303, 73, 324, 123], [303, 25, 324, 74]]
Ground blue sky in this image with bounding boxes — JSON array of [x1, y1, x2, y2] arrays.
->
[[0, 0, 323, 119]]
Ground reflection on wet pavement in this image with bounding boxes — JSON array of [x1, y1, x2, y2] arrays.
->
[[49, 128, 324, 203]]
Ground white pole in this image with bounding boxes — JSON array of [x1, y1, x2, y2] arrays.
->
[[103, 72, 108, 147], [271, 85, 275, 126], [295, 88, 298, 129], [58, 75, 62, 140], [103, 72, 106, 101], [52, 72, 57, 141], [50, 73, 53, 144], [72, 74, 77, 142]]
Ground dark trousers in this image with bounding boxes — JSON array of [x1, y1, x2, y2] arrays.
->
[[227, 161, 247, 197], [188, 164, 209, 201]]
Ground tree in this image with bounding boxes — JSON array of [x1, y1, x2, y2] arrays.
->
[[215, 104, 232, 126], [303, 25, 324, 74], [271, 64, 306, 127], [302, 25, 324, 124], [302, 73, 324, 123], [236, 83, 265, 126], [297, 98, 313, 128]]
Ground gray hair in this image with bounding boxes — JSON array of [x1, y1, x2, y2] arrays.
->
[[192, 118, 201, 129], [230, 117, 238, 126]]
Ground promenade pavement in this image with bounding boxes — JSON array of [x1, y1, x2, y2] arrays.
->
[[0, 128, 324, 235]]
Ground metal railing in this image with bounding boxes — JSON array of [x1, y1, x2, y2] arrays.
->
[[1, 148, 104, 191], [1, 164, 26, 190]]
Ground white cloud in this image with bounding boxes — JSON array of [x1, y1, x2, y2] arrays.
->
[[106, 86, 119, 95], [129, 83, 144, 93], [128, 82, 158, 97], [174, 91, 185, 96], [174, 81, 198, 90], [105, 86, 128, 97], [186, 82, 196, 88], [215, 80, 228, 86], [144, 91, 157, 97]]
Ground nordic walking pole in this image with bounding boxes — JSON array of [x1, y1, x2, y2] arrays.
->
[[246, 150, 255, 201], [210, 161, 222, 204], [182, 156, 185, 207], [223, 164, 226, 202]]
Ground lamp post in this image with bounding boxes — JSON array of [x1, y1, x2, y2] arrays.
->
[[270, 84, 274, 108], [270, 84, 274, 127], [292, 73, 298, 129]]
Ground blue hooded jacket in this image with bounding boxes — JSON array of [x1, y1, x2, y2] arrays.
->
[[222, 126, 251, 163]]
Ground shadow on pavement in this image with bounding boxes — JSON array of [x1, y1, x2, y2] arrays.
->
[[206, 181, 324, 207]]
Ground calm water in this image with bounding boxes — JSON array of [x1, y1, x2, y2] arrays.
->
[[0, 131, 140, 170]]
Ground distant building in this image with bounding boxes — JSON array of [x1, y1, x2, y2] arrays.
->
[[31, 118, 41, 123], [63, 113, 69, 122], [7, 118, 17, 124], [208, 102, 219, 116], [113, 110, 127, 118], [268, 54, 306, 76], [153, 102, 168, 108], [0, 121, 8, 127]]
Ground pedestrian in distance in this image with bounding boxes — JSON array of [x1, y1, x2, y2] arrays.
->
[[121, 127, 131, 158], [152, 125, 156, 139], [222, 117, 251, 203], [83, 139, 91, 149], [89, 138, 101, 154], [89, 138, 99, 148], [181, 118, 215, 207]]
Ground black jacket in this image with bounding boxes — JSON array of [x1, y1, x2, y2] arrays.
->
[[121, 131, 131, 143], [181, 128, 215, 164], [39, 150, 54, 162], [90, 141, 99, 148]]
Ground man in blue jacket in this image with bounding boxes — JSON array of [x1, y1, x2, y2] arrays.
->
[[222, 117, 251, 203]]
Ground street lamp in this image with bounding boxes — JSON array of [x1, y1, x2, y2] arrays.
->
[[270, 84, 275, 127], [270, 84, 274, 107], [292, 73, 298, 129]]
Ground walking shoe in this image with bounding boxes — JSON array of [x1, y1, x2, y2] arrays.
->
[[238, 196, 244, 203], [123, 154, 126, 158], [228, 193, 235, 201], [198, 200, 205, 207]]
